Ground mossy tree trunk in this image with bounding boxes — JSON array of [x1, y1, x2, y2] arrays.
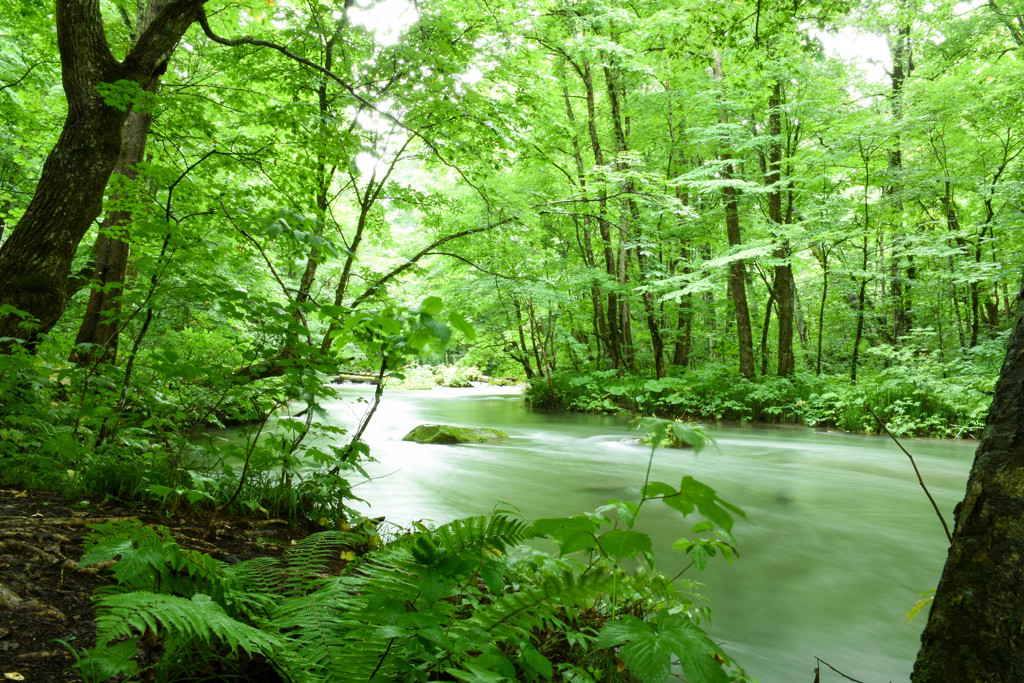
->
[[912, 273, 1024, 681], [0, 0, 202, 349], [72, 0, 168, 364]]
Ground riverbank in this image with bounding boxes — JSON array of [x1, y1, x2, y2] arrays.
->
[[2, 383, 977, 682], [522, 367, 993, 440]]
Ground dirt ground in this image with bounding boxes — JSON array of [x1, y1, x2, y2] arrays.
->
[[0, 488, 312, 682]]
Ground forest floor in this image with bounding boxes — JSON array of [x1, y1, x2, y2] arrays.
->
[[0, 488, 314, 682]]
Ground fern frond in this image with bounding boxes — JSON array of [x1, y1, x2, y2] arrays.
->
[[470, 568, 612, 634], [94, 590, 285, 657], [81, 520, 236, 606], [80, 521, 182, 591], [266, 583, 381, 681], [279, 531, 362, 595], [426, 514, 535, 560], [223, 556, 280, 590]]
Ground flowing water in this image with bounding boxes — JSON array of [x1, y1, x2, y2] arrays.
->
[[276, 384, 976, 682]]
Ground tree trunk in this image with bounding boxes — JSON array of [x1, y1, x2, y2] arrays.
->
[[765, 80, 795, 376], [560, 63, 609, 364], [0, 0, 203, 348], [714, 53, 754, 378], [851, 235, 868, 384], [671, 248, 693, 369], [582, 59, 622, 370], [888, 19, 912, 342], [72, 0, 166, 364], [70, 114, 147, 363], [672, 296, 692, 367], [760, 289, 775, 376], [912, 273, 1024, 681], [773, 255, 796, 376], [815, 247, 829, 375], [295, 29, 341, 316], [604, 60, 662, 378], [513, 298, 533, 379]]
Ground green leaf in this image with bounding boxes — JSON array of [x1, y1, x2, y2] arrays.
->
[[417, 566, 450, 604], [446, 661, 507, 682], [532, 516, 599, 555], [671, 423, 707, 452], [559, 531, 599, 555], [448, 311, 476, 340], [637, 416, 671, 446], [76, 638, 140, 680], [597, 528, 652, 560], [520, 643, 553, 680], [407, 328, 433, 351], [642, 481, 676, 498], [596, 612, 729, 683], [652, 477, 744, 532], [422, 317, 452, 346], [421, 295, 444, 316]]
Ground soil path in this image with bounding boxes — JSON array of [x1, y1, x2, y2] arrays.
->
[[0, 489, 311, 681]]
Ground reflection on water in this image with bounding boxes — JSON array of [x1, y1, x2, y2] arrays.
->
[[309, 385, 975, 681]]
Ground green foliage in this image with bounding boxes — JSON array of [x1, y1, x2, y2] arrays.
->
[[75, 429, 748, 682], [0, 337, 89, 488], [94, 80, 147, 112], [639, 418, 711, 449], [526, 363, 991, 439], [595, 611, 730, 683], [391, 362, 485, 389]]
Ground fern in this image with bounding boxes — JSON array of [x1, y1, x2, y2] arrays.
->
[[278, 530, 363, 596], [94, 591, 282, 655], [78, 510, 727, 682], [262, 514, 544, 681], [263, 580, 370, 675], [428, 514, 536, 558], [472, 568, 611, 633], [80, 520, 269, 621]]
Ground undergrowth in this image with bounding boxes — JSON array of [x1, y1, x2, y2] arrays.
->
[[526, 360, 993, 439], [0, 332, 368, 525], [72, 418, 750, 682]]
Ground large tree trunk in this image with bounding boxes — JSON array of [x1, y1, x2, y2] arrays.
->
[[70, 108, 151, 363], [72, 0, 168, 364], [723, 178, 755, 379], [912, 274, 1024, 681], [0, 0, 203, 348], [773, 254, 796, 376]]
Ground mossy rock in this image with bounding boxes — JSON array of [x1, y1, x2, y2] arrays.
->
[[402, 424, 509, 444]]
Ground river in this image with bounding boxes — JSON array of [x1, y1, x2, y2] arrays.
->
[[292, 384, 976, 682]]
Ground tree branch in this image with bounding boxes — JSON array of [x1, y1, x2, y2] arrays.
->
[[350, 217, 518, 310], [121, 0, 206, 82], [197, 8, 401, 130]]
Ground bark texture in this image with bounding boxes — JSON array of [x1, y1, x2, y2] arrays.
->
[[0, 0, 203, 347], [73, 1, 166, 363], [912, 274, 1024, 682]]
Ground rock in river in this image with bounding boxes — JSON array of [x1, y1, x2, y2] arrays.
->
[[402, 424, 509, 444]]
